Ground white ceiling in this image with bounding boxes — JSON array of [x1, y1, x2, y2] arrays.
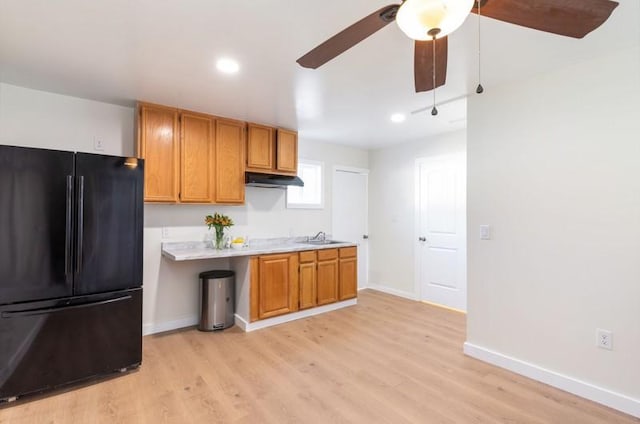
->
[[0, 0, 637, 149]]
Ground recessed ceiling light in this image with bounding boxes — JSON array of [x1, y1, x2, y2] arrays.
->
[[390, 113, 406, 123], [216, 58, 240, 74]]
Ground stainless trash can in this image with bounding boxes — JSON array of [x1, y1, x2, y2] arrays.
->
[[198, 270, 235, 331]]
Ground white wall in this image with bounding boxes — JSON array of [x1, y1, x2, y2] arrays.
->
[[466, 46, 640, 416], [368, 130, 466, 297], [0, 83, 369, 334], [0, 83, 134, 155]]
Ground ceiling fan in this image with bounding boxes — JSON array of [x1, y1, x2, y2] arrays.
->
[[296, 0, 619, 95]]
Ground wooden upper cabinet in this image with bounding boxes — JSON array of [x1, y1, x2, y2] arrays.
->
[[339, 247, 358, 300], [276, 129, 298, 174], [245, 125, 298, 176], [246, 124, 274, 171], [139, 100, 306, 205], [180, 112, 213, 203], [215, 118, 246, 204], [137, 103, 180, 202]]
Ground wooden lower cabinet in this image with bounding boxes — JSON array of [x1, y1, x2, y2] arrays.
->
[[250, 253, 299, 321], [298, 251, 317, 310], [250, 247, 357, 322], [316, 249, 339, 306], [339, 247, 358, 300]]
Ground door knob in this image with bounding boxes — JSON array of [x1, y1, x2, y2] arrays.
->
[[418, 236, 427, 242]]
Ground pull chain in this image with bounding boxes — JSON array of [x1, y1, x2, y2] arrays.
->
[[476, 0, 484, 94], [431, 35, 438, 116]]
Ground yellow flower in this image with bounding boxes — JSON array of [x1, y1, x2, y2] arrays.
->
[[205, 212, 234, 230]]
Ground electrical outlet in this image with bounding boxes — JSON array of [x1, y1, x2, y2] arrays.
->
[[161, 227, 170, 239], [596, 328, 613, 350], [94, 137, 104, 151]]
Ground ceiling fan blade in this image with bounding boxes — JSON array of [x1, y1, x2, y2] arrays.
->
[[414, 37, 448, 93], [471, 0, 619, 39], [296, 4, 401, 69]]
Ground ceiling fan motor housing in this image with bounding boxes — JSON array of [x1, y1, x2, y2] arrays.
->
[[379, 5, 400, 23]]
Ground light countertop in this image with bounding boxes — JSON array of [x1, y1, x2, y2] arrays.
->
[[162, 238, 357, 261]]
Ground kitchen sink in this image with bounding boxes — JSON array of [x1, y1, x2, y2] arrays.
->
[[299, 240, 346, 245]]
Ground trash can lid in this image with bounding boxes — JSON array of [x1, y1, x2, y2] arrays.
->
[[199, 270, 235, 279]]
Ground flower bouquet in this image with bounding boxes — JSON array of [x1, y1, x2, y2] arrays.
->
[[205, 212, 234, 250]]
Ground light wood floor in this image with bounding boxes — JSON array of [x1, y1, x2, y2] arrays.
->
[[1, 290, 638, 424]]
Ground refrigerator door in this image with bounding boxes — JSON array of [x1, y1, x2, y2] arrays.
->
[[0, 288, 142, 401], [73, 154, 143, 295], [0, 146, 75, 304]]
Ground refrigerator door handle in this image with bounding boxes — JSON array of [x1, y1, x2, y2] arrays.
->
[[65, 175, 74, 277], [75, 175, 84, 274], [1, 295, 133, 318]]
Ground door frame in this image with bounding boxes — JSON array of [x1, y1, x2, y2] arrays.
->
[[413, 153, 467, 308], [332, 165, 369, 289]]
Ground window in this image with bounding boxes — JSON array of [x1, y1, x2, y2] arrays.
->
[[287, 160, 324, 209]]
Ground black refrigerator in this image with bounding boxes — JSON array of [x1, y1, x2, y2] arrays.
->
[[0, 145, 144, 403]]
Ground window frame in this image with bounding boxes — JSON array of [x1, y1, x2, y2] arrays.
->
[[286, 159, 324, 209]]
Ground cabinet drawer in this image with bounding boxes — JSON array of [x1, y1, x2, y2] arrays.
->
[[299, 250, 316, 263], [317, 248, 338, 261], [339, 247, 357, 258]]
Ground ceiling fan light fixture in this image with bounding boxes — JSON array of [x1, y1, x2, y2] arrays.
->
[[396, 0, 474, 40], [390, 113, 406, 123], [216, 57, 240, 74]]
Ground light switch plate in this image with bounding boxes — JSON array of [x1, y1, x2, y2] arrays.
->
[[480, 225, 491, 240], [94, 137, 104, 151]]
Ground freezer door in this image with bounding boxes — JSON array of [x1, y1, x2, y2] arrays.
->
[[0, 145, 75, 304], [73, 154, 143, 295], [0, 288, 142, 401]]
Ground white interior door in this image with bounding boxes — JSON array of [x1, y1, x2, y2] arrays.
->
[[332, 168, 368, 289], [416, 154, 466, 311]]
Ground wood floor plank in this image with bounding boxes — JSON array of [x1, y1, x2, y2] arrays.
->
[[0, 289, 638, 424]]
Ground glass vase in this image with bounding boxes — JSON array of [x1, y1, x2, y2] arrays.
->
[[214, 226, 225, 250]]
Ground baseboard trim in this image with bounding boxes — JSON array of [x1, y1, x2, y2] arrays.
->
[[142, 299, 359, 336], [143, 316, 198, 336], [463, 342, 640, 419], [420, 299, 466, 314], [366, 284, 418, 301], [235, 298, 358, 332]]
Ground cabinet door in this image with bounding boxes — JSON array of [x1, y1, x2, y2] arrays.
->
[[339, 257, 358, 300], [215, 119, 246, 204], [276, 129, 298, 174], [246, 124, 274, 171], [137, 103, 179, 202], [258, 254, 299, 320], [317, 258, 339, 306], [299, 251, 317, 310], [180, 112, 213, 203]]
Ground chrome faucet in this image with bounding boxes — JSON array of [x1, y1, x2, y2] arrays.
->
[[310, 231, 326, 242]]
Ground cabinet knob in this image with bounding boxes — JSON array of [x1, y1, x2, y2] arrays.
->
[[362, 235, 369, 239], [418, 236, 427, 242]]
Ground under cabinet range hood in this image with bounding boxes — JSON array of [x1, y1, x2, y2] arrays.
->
[[245, 172, 304, 189]]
